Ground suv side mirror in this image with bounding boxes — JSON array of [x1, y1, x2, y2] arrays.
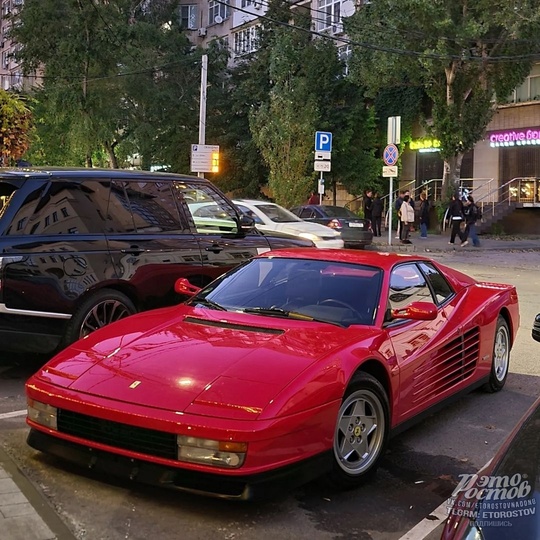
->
[[239, 214, 255, 232]]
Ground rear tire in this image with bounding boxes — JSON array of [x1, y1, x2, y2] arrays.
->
[[325, 372, 389, 490], [483, 316, 510, 393], [62, 289, 136, 348]]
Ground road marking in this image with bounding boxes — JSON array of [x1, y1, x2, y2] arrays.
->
[[398, 499, 448, 539], [0, 409, 27, 420]]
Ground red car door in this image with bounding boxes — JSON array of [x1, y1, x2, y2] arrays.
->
[[385, 262, 468, 425]]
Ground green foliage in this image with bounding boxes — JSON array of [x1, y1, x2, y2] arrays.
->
[[346, 0, 540, 197], [0, 90, 33, 165]]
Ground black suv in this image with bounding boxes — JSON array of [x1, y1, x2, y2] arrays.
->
[[0, 168, 312, 353]]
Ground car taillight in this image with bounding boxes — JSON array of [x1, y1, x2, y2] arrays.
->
[[327, 219, 342, 229]]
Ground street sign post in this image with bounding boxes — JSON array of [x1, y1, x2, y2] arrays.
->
[[314, 161, 331, 172], [191, 144, 219, 173], [314, 131, 332, 203], [382, 165, 398, 177], [315, 131, 332, 152], [383, 144, 399, 166]]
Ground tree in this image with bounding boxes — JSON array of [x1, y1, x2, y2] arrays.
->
[[13, 0, 199, 169], [0, 90, 33, 165], [346, 0, 540, 197], [242, 0, 379, 205]]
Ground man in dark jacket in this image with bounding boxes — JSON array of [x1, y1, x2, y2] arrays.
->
[[448, 192, 466, 245], [371, 192, 383, 236], [363, 190, 373, 221]]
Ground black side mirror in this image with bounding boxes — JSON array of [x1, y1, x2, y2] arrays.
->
[[533, 313, 540, 342], [239, 214, 255, 232]]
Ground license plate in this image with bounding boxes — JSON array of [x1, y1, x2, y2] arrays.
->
[[348, 223, 363, 228]]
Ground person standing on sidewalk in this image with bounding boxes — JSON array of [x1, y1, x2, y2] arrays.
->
[[448, 192, 466, 245], [395, 190, 404, 239], [462, 195, 481, 247], [363, 189, 373, 222], [418, 191, 430, 238], [399, 194, 415, 244], [371, 192, 383, 236]]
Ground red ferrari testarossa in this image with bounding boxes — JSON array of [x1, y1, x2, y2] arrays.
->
[[26, 249, 519, 499]]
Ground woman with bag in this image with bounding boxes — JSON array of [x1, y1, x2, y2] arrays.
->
[[399, 194, 415, 244]]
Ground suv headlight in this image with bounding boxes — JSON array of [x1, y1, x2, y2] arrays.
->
[[177, 435, 247, 468], [27, 399, 57, 430]]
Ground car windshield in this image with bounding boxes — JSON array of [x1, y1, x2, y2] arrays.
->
[[322, 206, 360, 219], [187, 257, 383, 326], [255, 204, 302, 223]]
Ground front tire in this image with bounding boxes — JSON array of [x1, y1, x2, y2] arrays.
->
[[483, 316, 510, 393], [326, 372, 390, 489], [63, 289, 136, 347]]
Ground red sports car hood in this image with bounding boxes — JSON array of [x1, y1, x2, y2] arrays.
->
[[40, 307, 363, 420]]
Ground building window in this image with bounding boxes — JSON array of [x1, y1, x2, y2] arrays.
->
[[507, 64, 540, 104], [233, 25, 259, 56], [180, 4, 197, 29], [208, 0, 229, 24], [317, 0, 343, 34]]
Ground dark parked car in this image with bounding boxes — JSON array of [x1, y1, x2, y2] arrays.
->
[[442, 395, 540, 539], [289, 204, 373, 248], [533, 313, 540, 342], [0, 168, 312, 354]]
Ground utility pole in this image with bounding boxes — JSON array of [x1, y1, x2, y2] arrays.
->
[[198, 54, 208, 178]]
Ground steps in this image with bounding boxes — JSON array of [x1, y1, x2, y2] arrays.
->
[[478, 202, 518, 234]]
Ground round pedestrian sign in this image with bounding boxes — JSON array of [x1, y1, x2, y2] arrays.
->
[[383, 144, 399, 166]]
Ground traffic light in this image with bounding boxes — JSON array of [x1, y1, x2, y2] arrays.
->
[[211, 151, 219, 173]]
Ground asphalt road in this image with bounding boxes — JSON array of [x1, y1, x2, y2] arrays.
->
[[0, 250, 538, 540]]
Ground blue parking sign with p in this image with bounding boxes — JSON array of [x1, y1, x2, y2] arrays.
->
[[315, 131, 332, 152]]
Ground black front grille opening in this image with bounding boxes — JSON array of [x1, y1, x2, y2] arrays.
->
[[57, 409, 177, 460]]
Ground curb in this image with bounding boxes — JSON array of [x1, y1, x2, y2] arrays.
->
[[0, 445, 76, 540]]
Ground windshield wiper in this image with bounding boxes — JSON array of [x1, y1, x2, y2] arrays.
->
[[191, 297, 227, 311], [242, 307, 344, 327]]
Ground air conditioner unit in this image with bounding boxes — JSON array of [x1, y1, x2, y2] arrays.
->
[[198, 27, 207, 37]]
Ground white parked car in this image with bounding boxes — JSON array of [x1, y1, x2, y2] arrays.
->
[[233, 199, 344, 249]]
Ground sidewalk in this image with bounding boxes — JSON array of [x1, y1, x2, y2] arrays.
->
[[368, 231, 540, 253], [0, 446, 75, 540]]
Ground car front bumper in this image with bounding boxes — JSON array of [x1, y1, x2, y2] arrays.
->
[[27, 428, 331, 500]]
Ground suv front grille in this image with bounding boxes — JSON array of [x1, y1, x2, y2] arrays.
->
[[57, 409, 177, 460]]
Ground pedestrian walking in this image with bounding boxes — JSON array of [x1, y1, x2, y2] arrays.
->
[[462, 195, 481, 247], [419, 191, 430, 238], [399, 194, 415, 244], [394, 190, 404, 239], [448, 192, 466, 245], [371, 192, 383, 236]]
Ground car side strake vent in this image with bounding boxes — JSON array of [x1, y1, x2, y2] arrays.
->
[[412, 327, 480, 404], [183, 316, 284, 335]]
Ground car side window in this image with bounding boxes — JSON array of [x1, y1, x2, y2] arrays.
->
[[6, 180, 111, 236], [418, 262, 454, 305], [388, 263, 434, 312], [173, 181, 238, 234], [115, 181, 189, 233], [299, 208, 314, 219]]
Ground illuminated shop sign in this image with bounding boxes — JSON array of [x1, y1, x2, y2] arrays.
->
[[409, 138, 441, 152], [489, 128, 540, 147]]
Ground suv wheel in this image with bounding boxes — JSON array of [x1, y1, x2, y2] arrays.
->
[[63, 289, 136, 347]]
